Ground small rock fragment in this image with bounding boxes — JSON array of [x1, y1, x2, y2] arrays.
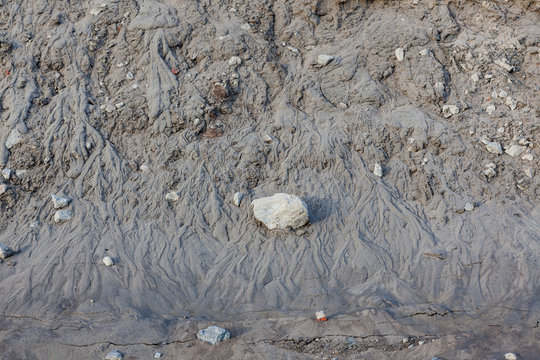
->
[[524, 167, 534, 178], [103, 256, 114, 266], [105, 104, 116, 113], [505, 145, 525, 157], [504, 353, 518, 360], [228, 56, 242, 66], [251, 193, 309, 230], [494, 59, 513, 72], [0, 243, 14, 259], [197, 326, 230, 345], [140, 164, 149, 172], [105, 350, 123, 360], [498, 90, 508, 98], [317, 54, 335, 66], [442, 105, 459, 118], [395, 47, 405, 62], [1, 169, 11, 180], [6, 128, 22, 149], [165, 192, 179, 202], [233, 192, 243, 207], [505, 97, 517, 110], [240, 23, 251, 31], [0, 184, 7, 196], [287, 45, 299, 54], [486, 104, 496, 114], [126, 72, 134, 80], [373, 163, 383, 177], [484, 167, 496, 178], [471, 73, 480, 82], [154, 353, 162, 359], [51, 194, 71, 209], [464, 203, 474, 211], [483, 140, 503, 155], [263, 134, 273, 143], [115, 102, 125, 109], [316, 310, 327, 321], [521, 153, 533, 161], [54, 210, 72, 224]]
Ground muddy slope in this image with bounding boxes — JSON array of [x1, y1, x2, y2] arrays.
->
[[0, 0, 539, 359]]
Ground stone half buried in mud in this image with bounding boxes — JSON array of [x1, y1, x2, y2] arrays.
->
[[316, 310, 327, 322], [251, 193, 309, 230], [105, 350, 123, 360], [197, 325, 230, 345], [54, 210, 72, 224], [50, 194, 71, 209], [0, 242, 14, 259]]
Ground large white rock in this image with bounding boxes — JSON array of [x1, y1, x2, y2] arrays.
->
[[197, 325, 230, 345], [251, 193, 309, 230]]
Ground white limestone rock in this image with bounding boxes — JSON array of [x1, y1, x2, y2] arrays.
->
[[51, 194, 71, 209], [505, 145, 525, 157], [395, 47, 405, 62], [373, 163, 383, 177], [442, 105, 460, 118], [54, 210, 72, 224], [317, 55, 335, 66], [251, 193, 309, 230], [6, 128, 22, 149], [105, 350, 123, 360], [197, 325, 230, 345], [165, 192, 179, 202], [228, 56, 242, 66], [233, 192, 243, 207], [103, 256, 114, 266], [483, 140, 503, 155], [0, 243, 14, 259]]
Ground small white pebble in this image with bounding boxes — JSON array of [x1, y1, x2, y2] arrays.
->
[[464, 203, 474, 211], [504, 353, 518, 360], [103, 256, 114, 266]]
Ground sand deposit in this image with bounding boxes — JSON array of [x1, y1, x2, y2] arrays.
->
[[0, 0, 539, 359]]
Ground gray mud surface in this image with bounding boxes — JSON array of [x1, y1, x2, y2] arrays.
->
[[0, 0, 539, 359]]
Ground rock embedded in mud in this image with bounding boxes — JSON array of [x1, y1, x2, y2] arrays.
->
[[464, 203, 474, 211], [317, 54, 335, 66], [483, 140, 503, 155], [165, 192, 179, 202], [197, 325, 230, 345], [228, 56, 242, 66], [373, 163, 383, 177], [0, 243, 14, 259], [505, 145, 525, 157], [395, 47, 405, 62], [251, 193, 309, 230], [105, 350, 123, 360], [504, 353, 518, 360], [103, 256, 114, 266], [51, 194, 71, 209], [54, 210, 72, 224], [233, 192, 243, 207], [494, 59, 514, 72], [5, 128, 22, 149], [1, 169, 11, 180], [442, 105, 460, 118]]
